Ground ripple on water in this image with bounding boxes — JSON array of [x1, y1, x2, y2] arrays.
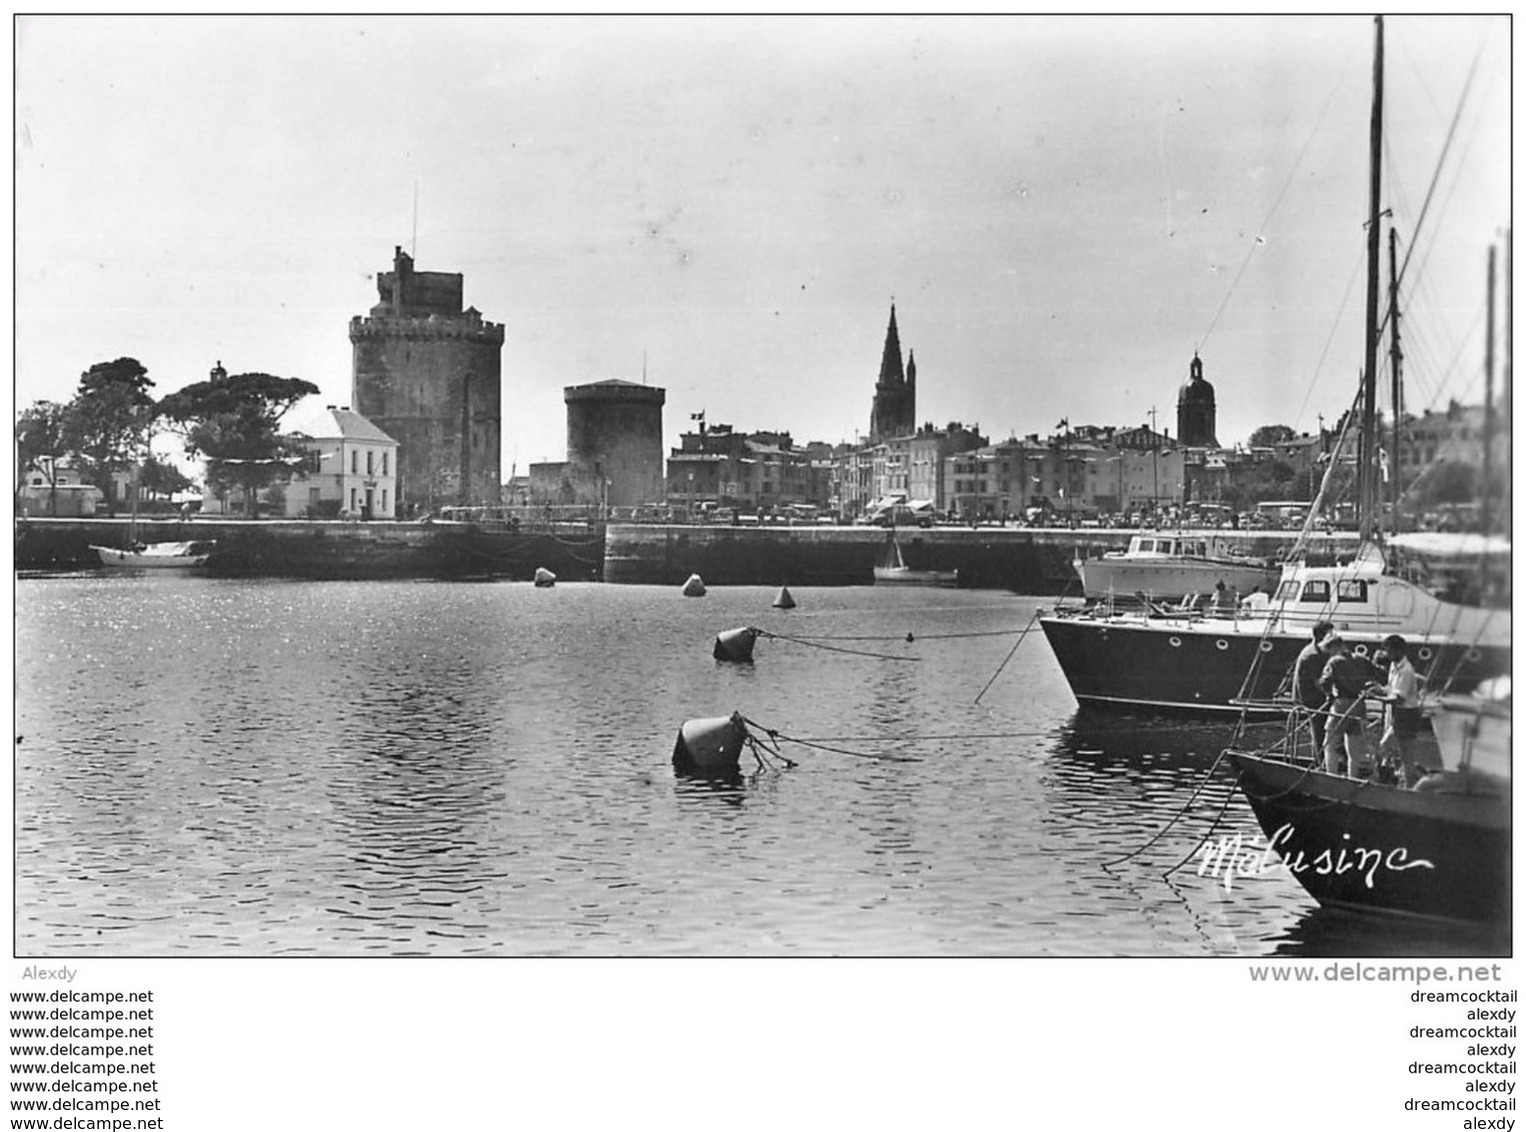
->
[[15, 578, 1487, 957]]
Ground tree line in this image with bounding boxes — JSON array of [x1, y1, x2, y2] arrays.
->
[[1235, 420, 1502, 519], [15, 358, 319, 518]]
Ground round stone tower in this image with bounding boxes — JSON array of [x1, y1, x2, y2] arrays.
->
[[350, 247, 505, 512], [564, 380, 667, 509]]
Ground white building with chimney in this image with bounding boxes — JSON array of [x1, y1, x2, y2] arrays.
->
[[280, 405, 399, 519]]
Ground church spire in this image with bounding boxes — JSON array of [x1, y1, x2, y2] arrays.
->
[[877, 303, 904, 389], [869, 302, 916, 443]]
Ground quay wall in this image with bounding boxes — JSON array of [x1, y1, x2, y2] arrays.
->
[[14, 518, 604, 582], [16, 518, 1359, 590], [603, 524, 1360, 591]]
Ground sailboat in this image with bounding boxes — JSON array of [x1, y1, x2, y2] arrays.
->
[[1227, 659, 1510, 925], [1037, 20, 1510, 716], [93, 541, 212, 569], [90, 462, 213, 571], [1224, 17, 1510, 929], [873, 532, 957, 587]]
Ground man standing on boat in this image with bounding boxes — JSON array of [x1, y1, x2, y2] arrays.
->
[[1374, 634, 1426, 788], [1293, 621, 1337, 760], [1318, 636, 1372, 778]]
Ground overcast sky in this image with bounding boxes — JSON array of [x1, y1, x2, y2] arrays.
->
[[15, 15, 1510, 471]]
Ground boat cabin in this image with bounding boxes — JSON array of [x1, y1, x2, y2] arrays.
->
[[1265, 540, 1502, 651], [1119, 535, 1216, 558]]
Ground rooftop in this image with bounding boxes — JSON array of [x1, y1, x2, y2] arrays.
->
[[286, 404, 398, 445]]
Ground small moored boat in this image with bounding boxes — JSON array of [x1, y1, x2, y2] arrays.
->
[[92, 541, 213, 570], [873, 536, 957, 588]]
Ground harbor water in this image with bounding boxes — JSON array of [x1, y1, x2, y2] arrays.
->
[[15, 575, 1503, 957]]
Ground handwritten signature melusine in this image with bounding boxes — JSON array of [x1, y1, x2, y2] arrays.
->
[[1196, 824, 1436, 892]]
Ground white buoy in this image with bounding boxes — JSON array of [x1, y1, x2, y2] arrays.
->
[[773, 586, 796, 609], [673, 712, 747, 775], [682, 573, 706, 597], [533, 567, 556, 587], [713, 626, 759, 662]]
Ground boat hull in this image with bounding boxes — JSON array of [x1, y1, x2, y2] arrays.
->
[[1039, 614, 1509, 714], [1229, 752, 1510, 925], [1076, 557, 1279, 602], [91, 545, 211, 570], [873, 566, 958, 587]]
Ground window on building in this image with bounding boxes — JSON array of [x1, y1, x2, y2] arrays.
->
[[381, 489, 387, 512], [366, 450, 373, 475], [350, 488, 357, 511], [351, 450, 357, 474], [382, 452, 389, 475]]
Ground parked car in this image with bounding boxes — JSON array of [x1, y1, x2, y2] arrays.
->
[[866, 503, 934, 528]]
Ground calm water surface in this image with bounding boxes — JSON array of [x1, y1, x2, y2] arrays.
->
[[15, 576, 1500, 956]]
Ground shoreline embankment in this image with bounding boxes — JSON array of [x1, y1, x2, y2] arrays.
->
[[16, 517, 1355, 591]]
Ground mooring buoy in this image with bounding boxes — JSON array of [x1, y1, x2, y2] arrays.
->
[[672, 712, 747, 775], [533, 567, 556, 587], [682, 573, 706, 597], [773, 586, 796, 609], [713, 626, 759, 662]]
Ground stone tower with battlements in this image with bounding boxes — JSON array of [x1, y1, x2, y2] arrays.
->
[[350, 247, 505, 512]]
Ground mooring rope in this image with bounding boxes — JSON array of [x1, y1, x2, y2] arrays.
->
[[752, 628, 919, 662], [761, 628, 1024, 642], [1102, 747, 1233, 868], [739, 723, 797, 770], [753, 610, 1047, 675], [734, 718, 1241, 764], [973, 610, 1043, 705], [1161, 768, 1243, 879], [739, 716, 921, 763], [783, 728, 1061, 744]]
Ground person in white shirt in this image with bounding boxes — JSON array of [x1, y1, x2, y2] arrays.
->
[[1376, 634, 1426, 787]]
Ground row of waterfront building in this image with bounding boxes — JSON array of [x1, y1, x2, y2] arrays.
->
[[19, 245, 1503, 522]]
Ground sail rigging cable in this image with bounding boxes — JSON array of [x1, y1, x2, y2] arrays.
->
[[1200, 58, 1354, 349], [1289, 382, 1365, 558], [1387, 37, 1485, 301]]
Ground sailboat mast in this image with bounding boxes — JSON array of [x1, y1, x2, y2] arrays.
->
[[1358, 14, 1385, 543], [1505, 229, 1512, 539], [1483, 244, 1495, 535], [1388, 226, 1403, 529]]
